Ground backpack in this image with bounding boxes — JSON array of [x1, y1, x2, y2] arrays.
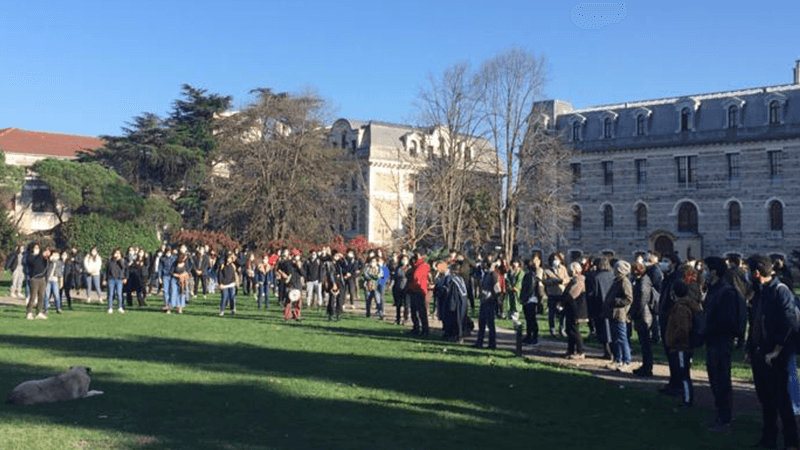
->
[[776, 283, 800, 348]]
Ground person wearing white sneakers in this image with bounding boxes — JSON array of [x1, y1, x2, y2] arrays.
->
[[25, 243, 48, 320], [106, 248, 127, 314]]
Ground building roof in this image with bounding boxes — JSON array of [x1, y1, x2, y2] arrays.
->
[[0, 128, 104, 158]]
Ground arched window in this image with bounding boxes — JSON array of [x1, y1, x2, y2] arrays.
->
[[770, 200, 783, 231], [572, 205, 582, 232], [770, 101, 781, 124], [728, 105, 738, 129], [572, 122, 581, 142], [680, 107, 691, 131], [603, 205, 614, 231], [603, 118, 613, 138], [728, 202, 741, 237], [636, 114, 645, 136], [678, 202, 698, 233], [636, 204, 647, 232]]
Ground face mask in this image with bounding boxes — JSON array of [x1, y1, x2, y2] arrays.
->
[[660, 262, 670, 272], [552, 260, 560, 268], [33, 249, 40, 255]]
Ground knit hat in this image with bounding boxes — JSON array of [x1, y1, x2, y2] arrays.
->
[[614, 260, 631, 277]]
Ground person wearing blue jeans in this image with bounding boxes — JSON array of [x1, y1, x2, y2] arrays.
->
[[83, 247, 103, 302], [605, 260, 633, 371], [106, 248, 127, 313], [218, 253, 238, 316], [159, 249, 176, 311]]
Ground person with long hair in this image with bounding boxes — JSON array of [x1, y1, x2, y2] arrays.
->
[[106, 248, 127, 314], [170, 254, 190, 314], [218, 253, 237, 316]]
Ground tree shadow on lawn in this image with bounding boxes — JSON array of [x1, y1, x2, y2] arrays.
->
[[0, 335, 758, 450]]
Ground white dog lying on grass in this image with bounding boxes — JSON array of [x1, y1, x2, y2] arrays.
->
[[6, 367, 104, 405]]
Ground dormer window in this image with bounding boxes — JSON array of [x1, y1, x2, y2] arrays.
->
[[603, 118, 613, 138], [765, 92, 788, 125], [680, 108, 691, 132], [410, 141, 418, 157], [675, 98, 700, 133], [632, 107, 652, 136], [722, 97, 746, 129], [599, 111, 618, 139], [569, 114, 587, 143]]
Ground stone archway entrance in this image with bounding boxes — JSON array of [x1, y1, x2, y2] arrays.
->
[[654, 235, 674, 257]]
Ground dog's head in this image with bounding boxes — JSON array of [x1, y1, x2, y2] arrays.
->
[[69, 366, 92, 375]]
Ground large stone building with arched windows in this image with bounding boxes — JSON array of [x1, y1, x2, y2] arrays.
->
[[537, 60, 800, 261]]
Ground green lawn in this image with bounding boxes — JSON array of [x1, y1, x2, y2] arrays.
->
[[0, 287, 761, 450]]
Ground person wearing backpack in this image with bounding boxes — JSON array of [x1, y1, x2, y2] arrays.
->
[[703, 257, 746, 433], [745, 254, 799, 450]]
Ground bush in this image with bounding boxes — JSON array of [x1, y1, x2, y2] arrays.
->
[[61, 213, 161, 257], [0, 205, 19, 254], [172, 229, 239, 253]]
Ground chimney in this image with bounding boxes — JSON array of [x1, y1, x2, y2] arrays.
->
[[795, 59, 800, 85]]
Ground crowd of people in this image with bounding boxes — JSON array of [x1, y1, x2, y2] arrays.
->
[[6, 240, 800, 447]]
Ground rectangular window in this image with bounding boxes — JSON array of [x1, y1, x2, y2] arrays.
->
[[675, 156, 697, 188], [727, 153, 740, 186], [31, 188, 55, 213], [571, 163, 581, 184], [602, 161, 613, 193], [351, 206, 358, 231], [768, 150, 782, 183], [351, 177, 357, 192], [635, 159, 647, 188]]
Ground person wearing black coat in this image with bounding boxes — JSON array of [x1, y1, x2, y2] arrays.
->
[[322, 250, 344, 321], [192, 248, 210, 298], [61, 251, 76, 310], [587, 257, 614, 358], [630, 262, 655, 377], [704, 256, 746, 432], [393, 255, 410, 325], [520, 256, 545, 345], [106, 249, 128, 314]]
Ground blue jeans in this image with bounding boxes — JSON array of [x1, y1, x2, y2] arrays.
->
[[366, 289, 383, 317], [220, 287, 236, 312], [162, 276, 174, 306], [610, 319, 631, 364], [789, 353, 800, 415], [170, 280, 186, 308], [86, 275, 102, 300], [107, 278, 124, 310], [257, 282, 269, 309], [45, 280, 61, 312]]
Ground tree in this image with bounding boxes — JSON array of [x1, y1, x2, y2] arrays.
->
[[476, 48, 571, 261], [209, 89, 349, 246], [0, 149, 25, 252], [85, 85, 232, 227], [32, 159, 181, 232]]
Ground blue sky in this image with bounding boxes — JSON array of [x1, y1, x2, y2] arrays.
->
[[1, 0, 797, 137]]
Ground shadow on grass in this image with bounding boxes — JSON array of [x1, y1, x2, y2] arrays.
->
[[0, 332, 757, 450]]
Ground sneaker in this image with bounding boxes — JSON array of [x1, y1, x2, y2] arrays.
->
[[550, 328, 557, 337], [35, 312, 47, 320], [108, 309, 113, 314], [566, 353, 585, 360], [118, 308, 125, 314], [219, 311, 224, 316], [26, 312, 34, 320], [617, 363, 632, 372], [56, 309, 62, 314], [560, 329, 568, 338]]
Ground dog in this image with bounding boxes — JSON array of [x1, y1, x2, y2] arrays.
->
[[6, 366, 104, 405]]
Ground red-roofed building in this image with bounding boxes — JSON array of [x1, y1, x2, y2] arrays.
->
[[0, 128, 105, 234]]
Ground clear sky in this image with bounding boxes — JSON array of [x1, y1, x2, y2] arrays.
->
[[1, 0, 798, 137]]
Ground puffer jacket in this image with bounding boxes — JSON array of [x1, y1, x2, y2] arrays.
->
[[630, 274, 654, 327]]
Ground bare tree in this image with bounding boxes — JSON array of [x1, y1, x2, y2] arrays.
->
[[209, 89, 350, 245], [477, 47, 551, 261]]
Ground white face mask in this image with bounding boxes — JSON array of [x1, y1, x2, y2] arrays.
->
[[33, 249, 40, 255], [552, 260, 560, 268]]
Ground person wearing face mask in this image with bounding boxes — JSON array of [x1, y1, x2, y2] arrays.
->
[[393, 254, 410, 325], [25, 243, 48, 320], [340, 249, 358, 310], [544, 253, 569, 337], [658, 253, 684, 396], [5, 244, 26, 298], [106, 248, 128, 314], [363, 257, 382, 319], [83, 246, 103, 303], [43, 249, 64, 314], [323, 250, 344, 321], [304, 251, 323, 309], [604, 260, 634, 371]]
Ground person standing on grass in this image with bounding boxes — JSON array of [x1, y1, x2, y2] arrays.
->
[[84, 246, 103, 303], [630, 262, 655, 377], [520, 255, 545, 345], [505, 260, 524, 320], [563, 261, 587, 359], [665, 280, 701, 408], [340, 249, 358, 310], [434, 261, 468, 342], [106, 248, 127, 314], [255, 254, 271, 311], [604, 260, 633, 372], [702, 256, 746, 433], [61, 251, 76, 310], [6, 244, 26, 298], [363, 257, 382, 319], [587, 257, 615, 359], [406, 249, 431, 336], [218, 253, 237, 316], [303, 250, 322, 309], [192, 246, 210, 300], [393, 254, 410, 325], [283, 255, 303, 321], [474, 258, 502, 349], [43, 249, 63, 315], [544, 253, 569, 337], [745, 254, 799, 450], [159, 248, 176, 312], [323, 249, 344, 321], [170, 254, 190, 314], [645, 253, 664, 344], [658, 253, 684, 396], [25, 243, 47, 320]]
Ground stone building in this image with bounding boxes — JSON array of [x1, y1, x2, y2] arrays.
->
[[538, 60, 800, 261], [328, 119, 498, 247], [0, 128, 103, 234]]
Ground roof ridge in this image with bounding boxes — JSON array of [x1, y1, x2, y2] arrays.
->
[[6, 128, 103, 139]]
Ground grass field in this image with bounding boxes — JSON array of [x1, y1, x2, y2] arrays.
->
[[0, 286, 762, 450]]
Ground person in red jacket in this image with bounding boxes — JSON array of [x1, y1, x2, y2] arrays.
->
[[407, 249, 431, 336]]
